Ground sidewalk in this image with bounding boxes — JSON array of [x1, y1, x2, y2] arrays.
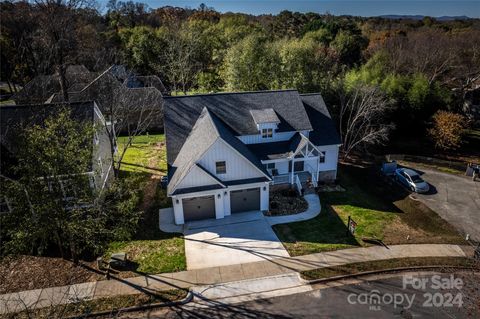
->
[[0, 243, 468, 314]]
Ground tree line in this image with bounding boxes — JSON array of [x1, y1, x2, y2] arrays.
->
[[1, 0, 479, 149]]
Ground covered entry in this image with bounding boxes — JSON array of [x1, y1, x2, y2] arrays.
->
[[230, 188, 260, 213], [183, 195, 215, 221]]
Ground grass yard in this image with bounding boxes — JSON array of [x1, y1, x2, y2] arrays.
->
[[105, 133, 185, 275], [117, 134, 168, 175], [273, 163, 465, 256], [300, 257, 477, 280], [12, 289, 187, 319]]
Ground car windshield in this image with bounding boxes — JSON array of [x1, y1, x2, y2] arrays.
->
[[410, 175, 423, 183]]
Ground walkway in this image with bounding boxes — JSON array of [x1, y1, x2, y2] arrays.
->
[[0, 244, 468, 314], [266, 194, 321, 226]]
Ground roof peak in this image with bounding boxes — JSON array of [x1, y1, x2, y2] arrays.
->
[[164, 89, 299, 99]]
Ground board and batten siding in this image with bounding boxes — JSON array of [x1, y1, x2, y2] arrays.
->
[[237, 130, 311, 145], [197, 139, 265, 181], [176, 165, 221, 189], [317, 144, 340, 171]]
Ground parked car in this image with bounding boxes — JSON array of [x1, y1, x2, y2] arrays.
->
[[394, 168, 430, 193]]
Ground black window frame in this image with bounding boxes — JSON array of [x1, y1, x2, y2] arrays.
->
[[319, 151, 326, 163], [261, 128, 273, 138]]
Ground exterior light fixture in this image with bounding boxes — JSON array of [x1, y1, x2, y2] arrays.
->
[[175, 199, 179, 204], [217, 194, 221, 199], [263, 186, 267, 191], [224, 191, 228, 196]]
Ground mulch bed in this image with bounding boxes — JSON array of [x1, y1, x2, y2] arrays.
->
[[0, 255, 105, 294], [265, 189, 308, 216]]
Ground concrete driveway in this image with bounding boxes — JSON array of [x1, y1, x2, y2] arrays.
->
[[184, 211, 289, 270], [413, 168, 480, 241]]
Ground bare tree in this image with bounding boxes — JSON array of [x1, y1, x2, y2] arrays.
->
[[337, 84, 394, 159], [95, 73, 163, 175], [33, 0, 97, 101]]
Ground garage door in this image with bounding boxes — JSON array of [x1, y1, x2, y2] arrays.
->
[[183, 196, 215, 222], [230, 188, 260, 213]]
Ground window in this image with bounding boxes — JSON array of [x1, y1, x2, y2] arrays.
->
[[216, 161, 226, 174], [0, 197, 11, 214], [265, 163, 275, 170], [261, 128, 273, 138], [319, 151, 326, 163]]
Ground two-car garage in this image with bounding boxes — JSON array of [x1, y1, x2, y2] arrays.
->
[[181, 187, 261, 222]]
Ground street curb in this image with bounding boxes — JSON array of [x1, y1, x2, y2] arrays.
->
[[66, 290, 193, 319], [304, 265, 478, 285]]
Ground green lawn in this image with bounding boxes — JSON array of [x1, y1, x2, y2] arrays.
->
[[117, 134, 167, 175], [105, 133, 185, 275], [273, 164, 465, 256]]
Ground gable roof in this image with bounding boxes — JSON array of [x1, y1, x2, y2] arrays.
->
[[164, 89, 313, 164], [300, 94, 341, 146], [250, 108, 280, 124], [167, 107, 270, 195]]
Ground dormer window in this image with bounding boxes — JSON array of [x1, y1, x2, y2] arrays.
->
[[261, 128, 273, 138], [216, 161, 226, 174]]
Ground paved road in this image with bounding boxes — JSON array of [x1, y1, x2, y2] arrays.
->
[[412, 168, 480, 242], [121, 272, 480, 318]]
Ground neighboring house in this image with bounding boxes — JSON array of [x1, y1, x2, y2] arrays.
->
[[0, 101, 113, 213], [13, 65, 165, 131], [164, 89, 341, 224]]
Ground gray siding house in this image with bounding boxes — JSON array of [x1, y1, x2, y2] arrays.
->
[[164, 89, 341, 224]]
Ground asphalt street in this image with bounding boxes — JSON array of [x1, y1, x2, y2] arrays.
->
[[120, 271, 480, 319]]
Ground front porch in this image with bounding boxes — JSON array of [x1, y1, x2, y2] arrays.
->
[[272, 171, 317, 195]]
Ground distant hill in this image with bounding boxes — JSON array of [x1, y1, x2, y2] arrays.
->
[[378, 15, 472, 21]]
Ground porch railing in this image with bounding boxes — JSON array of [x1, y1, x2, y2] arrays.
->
[[305, 163, 318, 187], [294, 174, 302, 195], [272, 174, 290, 185]]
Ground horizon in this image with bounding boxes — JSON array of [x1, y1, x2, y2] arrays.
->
[[99, 0, 480, 18]]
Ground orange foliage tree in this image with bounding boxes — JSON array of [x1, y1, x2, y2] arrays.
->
[[428, 110, 467, 150]]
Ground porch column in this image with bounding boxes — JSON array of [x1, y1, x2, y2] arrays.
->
[[290, 159, 294, 184]]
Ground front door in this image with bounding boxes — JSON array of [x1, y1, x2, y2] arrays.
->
[[294, 161, 304, 172]]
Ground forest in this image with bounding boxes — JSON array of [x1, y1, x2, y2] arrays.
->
[[1, 0, 479, 156]]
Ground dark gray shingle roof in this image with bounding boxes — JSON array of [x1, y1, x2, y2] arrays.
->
[[300, 94, 341, 146], [164, 89, 313, 164]]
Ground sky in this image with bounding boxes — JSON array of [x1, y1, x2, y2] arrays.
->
[[100, 0, 480, 18]]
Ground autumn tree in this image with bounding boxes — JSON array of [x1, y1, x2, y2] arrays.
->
[[428, 110, 468, 150]]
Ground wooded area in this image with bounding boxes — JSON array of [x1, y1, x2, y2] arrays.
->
[[1, 0, 479, 151]]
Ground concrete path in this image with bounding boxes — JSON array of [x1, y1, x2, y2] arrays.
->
[[159, 207, 183, 233], [184, 211, 289, 270], [0, 244, 468, 314], [266, 194, 321, 226]]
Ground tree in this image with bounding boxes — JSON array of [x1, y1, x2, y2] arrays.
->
[[33, 0, 97, 101], [337, 84, 394, 159], [0, 108, 140, 262], [221, 35, 277, 91], [428, 111, 467, 150]]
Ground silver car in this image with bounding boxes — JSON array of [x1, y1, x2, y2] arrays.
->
[[394, 168, 430, 193]]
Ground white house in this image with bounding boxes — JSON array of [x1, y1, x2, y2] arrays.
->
[[163, 89, 341, 224]]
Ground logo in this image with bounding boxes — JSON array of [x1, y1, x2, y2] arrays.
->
[[347, 274, 464, 311]]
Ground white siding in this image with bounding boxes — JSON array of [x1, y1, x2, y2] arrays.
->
[[198, 139, 265, 181], [316, 144, 340, 172], [177, 165, 219, 189], [237, 131, 297, 144]]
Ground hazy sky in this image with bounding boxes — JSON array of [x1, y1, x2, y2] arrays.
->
[[100, 1, 480, 18]]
